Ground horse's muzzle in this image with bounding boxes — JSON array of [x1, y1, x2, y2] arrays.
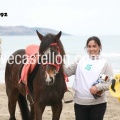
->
[[45, 72, 55, 85]]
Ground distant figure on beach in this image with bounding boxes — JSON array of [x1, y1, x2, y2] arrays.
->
[[64, 36, 113, 120], [0, 38, 1, 58]]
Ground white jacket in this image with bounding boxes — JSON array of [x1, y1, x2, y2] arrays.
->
[[64, 55, 113, 105]]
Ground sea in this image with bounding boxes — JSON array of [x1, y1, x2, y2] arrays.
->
[[0, 35, 120, 87]]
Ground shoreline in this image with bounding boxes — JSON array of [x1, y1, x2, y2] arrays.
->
[[0, 83, 120, 120]]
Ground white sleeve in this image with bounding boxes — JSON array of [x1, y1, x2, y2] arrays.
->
[[63, 62, 77, 77], [63, 56, 81, 77]]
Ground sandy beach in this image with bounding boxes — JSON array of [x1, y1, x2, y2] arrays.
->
[[0, 83, 120, 120]]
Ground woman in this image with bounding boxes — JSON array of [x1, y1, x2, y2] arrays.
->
[[64, 36, 113, 120]]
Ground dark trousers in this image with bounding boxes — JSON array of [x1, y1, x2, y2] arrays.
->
[[74, 103, 106, 120]]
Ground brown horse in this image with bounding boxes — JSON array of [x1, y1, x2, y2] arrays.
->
[[5, 31, 67, 120]]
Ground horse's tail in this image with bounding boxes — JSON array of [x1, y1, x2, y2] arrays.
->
[[18, 94, 30, 120]]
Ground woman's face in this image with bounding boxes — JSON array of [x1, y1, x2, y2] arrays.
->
[[87, 40, 101, 56]]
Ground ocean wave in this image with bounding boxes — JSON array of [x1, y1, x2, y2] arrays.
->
[[66, 52, 120, 57], [102, 53, 120, 57]]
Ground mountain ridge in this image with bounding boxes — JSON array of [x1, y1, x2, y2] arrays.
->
[[0, 26, 70, 36]]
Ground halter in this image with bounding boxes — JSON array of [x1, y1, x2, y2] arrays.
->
[[41, 42, 62, 73]]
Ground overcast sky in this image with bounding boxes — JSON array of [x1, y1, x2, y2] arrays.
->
[[0, 0, 120, 35]]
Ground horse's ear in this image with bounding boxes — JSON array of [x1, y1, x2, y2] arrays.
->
[[36, 30, 43, 41], [54, 31, 62, 42]]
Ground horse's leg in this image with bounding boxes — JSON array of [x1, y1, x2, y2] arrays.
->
[[5, 62, 19, 120], [7, 89, 19, 120], [17, 82, 31, 120], [30, 104, 34, 120], [51, 101, 62, 120], [34, 103, 45, 120]]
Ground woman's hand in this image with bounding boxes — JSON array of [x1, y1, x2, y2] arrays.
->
[[90, 85, 98, 94]]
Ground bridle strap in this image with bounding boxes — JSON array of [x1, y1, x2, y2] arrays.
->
[[42, 63, 61, 72], [42, 42, 61, 72], [50, 42, 60, 53]]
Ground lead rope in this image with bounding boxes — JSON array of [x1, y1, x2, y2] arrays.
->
[[26, 93, 34, 106], [63, 73, 73, 103], [63, 90, 73, 103]]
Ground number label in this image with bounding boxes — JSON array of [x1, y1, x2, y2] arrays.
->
[[85, 64, 92, 71]]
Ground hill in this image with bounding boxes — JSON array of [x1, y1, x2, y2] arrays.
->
[[0, 26, 70, 36]]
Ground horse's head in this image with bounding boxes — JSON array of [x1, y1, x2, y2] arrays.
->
[[36, 30, 65, 85]]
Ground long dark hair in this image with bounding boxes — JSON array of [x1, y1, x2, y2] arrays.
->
[[85, 36, 102, 54]]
